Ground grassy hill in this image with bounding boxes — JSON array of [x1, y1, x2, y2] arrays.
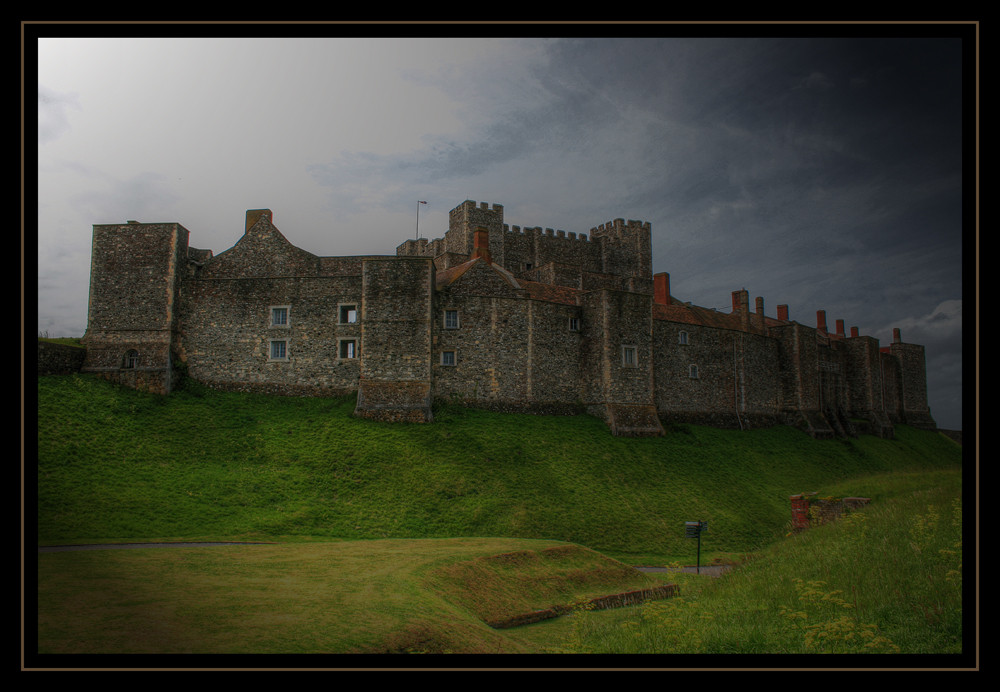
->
[[31, 373, 968, 659]]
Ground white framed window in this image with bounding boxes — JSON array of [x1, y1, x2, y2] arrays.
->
[[123, 350, 139, 369], [269, 339, 289, 361], [679, 331, 689, 345], [689, 364, 699, 379], [568, 317, 580, 332], [444, 309, 460, 329], [338, 338, 358, 359], [441, 350, 456, 366], [622, 345, 637, 367], [270, 305, 290, 327], [339, 304, 358, 324]]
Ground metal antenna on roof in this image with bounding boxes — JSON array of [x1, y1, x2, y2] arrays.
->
[[416, 200, 427, 239]]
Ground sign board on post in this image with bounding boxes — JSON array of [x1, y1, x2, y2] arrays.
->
[[684, 520, 708, 573]]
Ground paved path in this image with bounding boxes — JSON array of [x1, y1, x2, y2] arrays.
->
[[38, 542, 272, 552], [38, 544, 732, 577], [636, 565, 732, 577]]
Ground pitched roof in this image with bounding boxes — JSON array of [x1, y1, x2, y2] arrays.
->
[[435, 258, 523, 291], [519, 280, 583, 306], [652, 300, 741, 330]]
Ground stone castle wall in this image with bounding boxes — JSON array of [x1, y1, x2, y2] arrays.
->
[[79, 200, 935, 437]]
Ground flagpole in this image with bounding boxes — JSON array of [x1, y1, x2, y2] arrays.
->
[[416, 200, 427, 239]]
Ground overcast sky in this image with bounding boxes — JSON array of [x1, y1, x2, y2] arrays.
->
[[32, 26, 972, 430]]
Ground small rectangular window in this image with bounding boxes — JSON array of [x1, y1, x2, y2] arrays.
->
[[679, 331, 688, 345], [444, 310, 459, 329], [339, 339, 357, 359], [271, 306, 289, 327], [339, 305, 358, 324], [441, 350, 456, 366], [689, 364, 699, 379], [568, 317, 580, 332], [622, 345, 636, 367], [269, 340, 288, 360]]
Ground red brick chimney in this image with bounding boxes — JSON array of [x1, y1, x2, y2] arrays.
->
[[893, 327, 901, 343], [245, 209, 273, 233], [850, 326, 859, 338], [835, 319, 845, 336], [755, 296, 764, 316], [816, 310, 828, 333], [732, 290, 750, 331], [654, 273, 671, 305], [777, 304, 789, 321], [472, 227, 491, 263]]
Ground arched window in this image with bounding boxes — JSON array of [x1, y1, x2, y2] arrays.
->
[[123, 350, 139, 369]]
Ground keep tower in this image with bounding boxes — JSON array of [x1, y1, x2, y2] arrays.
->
[[80, 219, 189, 393]]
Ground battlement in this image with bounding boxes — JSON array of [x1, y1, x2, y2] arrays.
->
[[449, 199, 505, 222], [590, 218, 652, 237], [502, 224, 590, 242]]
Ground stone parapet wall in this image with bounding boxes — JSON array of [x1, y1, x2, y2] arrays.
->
[[37, 340, 86, 375]]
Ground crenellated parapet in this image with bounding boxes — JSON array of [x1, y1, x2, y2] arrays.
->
[[400, 201, 654, 289]]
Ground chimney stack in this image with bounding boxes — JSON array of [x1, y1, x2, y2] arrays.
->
[[835, 319, 845, 336], [732, 290, 750, 331], [850, 326, 859, 338], [654, 273, 671, 305], [893, 327, 901, 344], [816, 310, 828, 333], [777, 304, 789, 321], [245, 209, 273, 233], [755, 296, 764, 316], [472, 227, 491, 263]]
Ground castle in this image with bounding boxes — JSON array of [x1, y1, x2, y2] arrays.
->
[[80, 199, 935, 438]]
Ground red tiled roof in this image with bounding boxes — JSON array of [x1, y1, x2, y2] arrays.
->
[[436, 258, 523, 291], [435, 258, 478, 287], [519, 280, 583, 306], [652, 300, 741, 330]]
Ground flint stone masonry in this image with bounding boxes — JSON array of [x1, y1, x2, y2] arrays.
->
[[37, 340, 86, 375], [487, 583, 680, 629], [80, 199, 935, 437]]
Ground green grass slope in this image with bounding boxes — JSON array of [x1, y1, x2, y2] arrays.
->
[[35, 374, 962, 563]]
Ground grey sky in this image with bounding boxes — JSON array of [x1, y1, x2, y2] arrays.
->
[[33, 29, 971, 430]]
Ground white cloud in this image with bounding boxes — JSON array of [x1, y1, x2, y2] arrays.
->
[[38, 86, 81, 144]]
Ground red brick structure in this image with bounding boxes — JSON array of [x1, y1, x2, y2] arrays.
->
[[80, 200, 935, 438]]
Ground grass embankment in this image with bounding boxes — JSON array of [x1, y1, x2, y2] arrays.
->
[[36, 374, 960, 562], [33, 374, 966, 656], [38, 538, 671, 654]]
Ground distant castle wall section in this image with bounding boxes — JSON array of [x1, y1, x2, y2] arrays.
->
[[178, 274, 363, 397], [432, 293, 584, 412], [653, 321, 783, 428], [355, 257, 435, 422]]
